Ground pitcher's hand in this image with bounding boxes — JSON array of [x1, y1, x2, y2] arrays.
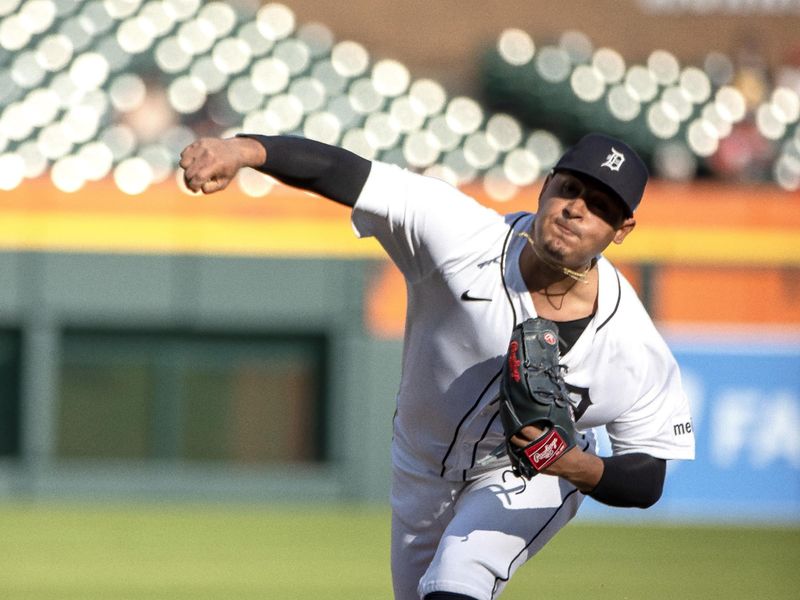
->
[[179, 137, 266, 194]]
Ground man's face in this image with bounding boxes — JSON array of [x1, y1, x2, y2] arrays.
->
[[533, 170, 636, 268]]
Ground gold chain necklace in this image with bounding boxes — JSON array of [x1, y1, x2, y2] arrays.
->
[[517, 231, 592, 285]]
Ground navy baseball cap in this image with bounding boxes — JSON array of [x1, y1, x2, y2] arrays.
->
[[553, 133, 649, 217]]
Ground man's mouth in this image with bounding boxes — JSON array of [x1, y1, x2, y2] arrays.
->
[[554, 220, 579, 238]]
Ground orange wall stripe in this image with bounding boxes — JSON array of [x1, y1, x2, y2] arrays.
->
[[365, 261, 800, 339], [656, 266, 800, 324], [604, 227, 800, 266], [0, 211, 794, 265], [0, 212, 383, 257], [466, 180, 800, 230], [0, 177, 798, 263], [3, 177, 799, 226]]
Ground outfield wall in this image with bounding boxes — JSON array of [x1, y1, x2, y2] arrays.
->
[[0, 178, 797, 523]]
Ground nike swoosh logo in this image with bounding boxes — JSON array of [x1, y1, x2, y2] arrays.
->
[[460, 290, 492, 302]]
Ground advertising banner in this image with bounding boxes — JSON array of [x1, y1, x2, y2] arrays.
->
[[580, 334, 800, 523]]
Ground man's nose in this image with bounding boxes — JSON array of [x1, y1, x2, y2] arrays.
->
[[562, 196, 587, 217]]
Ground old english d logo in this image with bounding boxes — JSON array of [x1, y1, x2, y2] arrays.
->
[[601, 147, 625, 171]]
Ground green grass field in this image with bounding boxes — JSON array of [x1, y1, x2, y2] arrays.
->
[[1, 503, 797, 599]]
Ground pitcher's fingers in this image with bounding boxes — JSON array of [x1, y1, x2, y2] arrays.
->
[[189, 163, 222, 188], [201, 178, 228, 194], [178, 143, 200, 169], [510, 434, 527, 448], [182, 174, 203, 193], [184, 171, 206, 193]]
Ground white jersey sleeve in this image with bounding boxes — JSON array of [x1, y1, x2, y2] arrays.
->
[[563, 261, 695, 461], [351, 161, 503, 282], [604, 332, 695, 460], [602, 278, 695, 460]]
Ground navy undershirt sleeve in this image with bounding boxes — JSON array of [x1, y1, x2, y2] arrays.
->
[[236, 134, 372, 207], [588, 452, 666, 508]]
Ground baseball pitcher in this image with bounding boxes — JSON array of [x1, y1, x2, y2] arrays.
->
[[179, 132, 695, 600]]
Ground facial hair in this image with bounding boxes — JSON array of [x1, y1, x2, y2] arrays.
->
[[534, 221, 572, 265]]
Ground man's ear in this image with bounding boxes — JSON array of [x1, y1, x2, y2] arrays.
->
[[612, 217, 636, 244]]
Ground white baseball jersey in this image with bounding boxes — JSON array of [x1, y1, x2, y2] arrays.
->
[[351, 161, 695, 600]]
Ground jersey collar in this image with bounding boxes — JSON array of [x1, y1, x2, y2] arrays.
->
[[504, 213, 622, 331]]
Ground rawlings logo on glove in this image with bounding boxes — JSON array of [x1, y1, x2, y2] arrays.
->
[[508, 341, 521, 382], [498, 318, 578, 480], [524, 430, 568, 470]]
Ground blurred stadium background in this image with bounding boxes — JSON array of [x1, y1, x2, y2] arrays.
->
[[0, 0, 797, 597]]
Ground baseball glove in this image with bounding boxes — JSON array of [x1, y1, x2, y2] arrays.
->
[[499, 317, 577, 480]]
